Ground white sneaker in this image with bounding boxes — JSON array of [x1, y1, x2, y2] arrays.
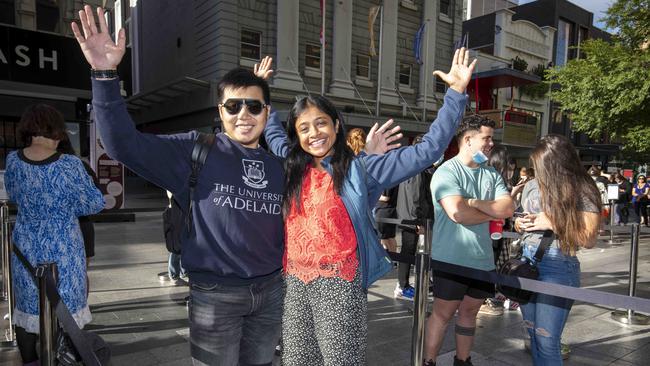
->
[[394, 283, 415, 300]]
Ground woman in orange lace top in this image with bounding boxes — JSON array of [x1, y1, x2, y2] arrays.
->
[[262, 48, 474, 364]]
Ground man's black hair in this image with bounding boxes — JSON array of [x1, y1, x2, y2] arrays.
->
[[456, 114, 496, 139], [216, 68, 271, 105]]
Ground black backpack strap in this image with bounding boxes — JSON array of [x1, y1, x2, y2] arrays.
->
[[532, 230, 554, 263], [12, 245, 103, 366], [186, 132, 217, 232]]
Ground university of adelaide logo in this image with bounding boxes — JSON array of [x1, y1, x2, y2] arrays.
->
[[242, 159, 268, 189]]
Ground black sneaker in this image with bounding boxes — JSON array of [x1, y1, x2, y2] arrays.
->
[[454, 355, 473, 366], [423, 359, 436, 366]]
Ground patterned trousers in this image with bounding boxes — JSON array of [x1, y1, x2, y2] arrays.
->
[[282, 271, 367, 366]]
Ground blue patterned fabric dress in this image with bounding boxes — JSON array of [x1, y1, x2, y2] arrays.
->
[[5, 150, 105, 333]]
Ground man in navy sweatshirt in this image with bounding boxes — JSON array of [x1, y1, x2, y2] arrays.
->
[[73, 6, 284, 366]]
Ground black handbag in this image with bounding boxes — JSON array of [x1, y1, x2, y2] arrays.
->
[[497, 230, 554, 304]]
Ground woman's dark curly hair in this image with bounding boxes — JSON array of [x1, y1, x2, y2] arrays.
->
[[17, 104, 67, 146]]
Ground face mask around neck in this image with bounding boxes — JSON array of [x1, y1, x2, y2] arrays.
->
[[468, 143, 488, 164]]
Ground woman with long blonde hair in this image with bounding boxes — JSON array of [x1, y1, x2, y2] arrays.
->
[[514, 134, 601, 365]]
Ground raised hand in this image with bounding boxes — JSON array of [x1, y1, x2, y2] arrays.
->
[[71, 5, 126, 70], [432, 47, 477, 94], [364, 119, 403, 155], [254, 56, 274, 80]]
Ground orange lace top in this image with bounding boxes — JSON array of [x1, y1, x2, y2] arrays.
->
[[284, 166, 359, 283]]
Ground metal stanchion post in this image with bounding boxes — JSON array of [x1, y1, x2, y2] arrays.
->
[[1, 203, 16, 347], [607, 200, 620, 245], [411, 219, 432, 366], [611, 224, 650, 325], [37, 262, 58, 366], [0, 202, 7, 301]]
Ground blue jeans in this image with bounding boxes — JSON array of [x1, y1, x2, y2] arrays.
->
[[520, 244, 580, 366], [614, 202, 629, 225], [188, 272, 284, 366], [168, 252, 186, 278]]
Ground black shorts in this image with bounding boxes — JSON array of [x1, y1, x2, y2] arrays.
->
[[431, 270, 494, 301], [374, 207, 396, 239]]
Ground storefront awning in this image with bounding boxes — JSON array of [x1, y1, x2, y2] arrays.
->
[[467, 68, 541, 90], [126, 77, 210, 111]]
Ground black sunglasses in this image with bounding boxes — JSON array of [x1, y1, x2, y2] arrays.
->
[[219, 98, 267, 115]]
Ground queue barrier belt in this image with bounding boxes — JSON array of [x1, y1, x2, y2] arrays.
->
[[377, 218, 650, 313], [386, 250, 650, 313]]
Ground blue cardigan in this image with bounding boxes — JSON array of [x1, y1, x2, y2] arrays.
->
[[264, 89, 468, 289]]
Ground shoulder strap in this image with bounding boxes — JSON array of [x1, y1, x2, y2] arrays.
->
[[532, 230, 554, 263], [12, 244, 36, 279], [190, 133, 216, 188], [186, 132, 217, 232]]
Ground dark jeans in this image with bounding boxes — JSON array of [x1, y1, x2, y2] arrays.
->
[[168, 252, 186, 278], [398, 229, 418, 288], [188, 272, 284, 366], [633, 200, 648, 224]]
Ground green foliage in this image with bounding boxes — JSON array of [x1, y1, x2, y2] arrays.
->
[[519, 64, 548, 100], [604, 0, 650, 48], [547, 38, 650, 153], [512, 56, 528, 71]]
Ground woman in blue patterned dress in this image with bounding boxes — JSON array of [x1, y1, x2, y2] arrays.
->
[[5, 104, 105, 366]]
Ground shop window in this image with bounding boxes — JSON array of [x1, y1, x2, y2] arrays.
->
[[356, 54, 371, 79], [305, 43, 321, 70], [240, 29, 262, 60], [36, 0, 60, 32], [555, 19, 572, 66], [0, 0, 15, 25], [399, 63, 412, 87], [440, 0, 452, 17], [436, 80, 447, 93]]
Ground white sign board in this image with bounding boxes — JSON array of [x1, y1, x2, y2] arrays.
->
[[607, 184, 619, 201], [89, 110, 125, 210], [0, 170, 7, 201]]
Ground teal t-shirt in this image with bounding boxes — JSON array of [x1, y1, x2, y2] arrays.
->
[[429, 157, 509, 270]]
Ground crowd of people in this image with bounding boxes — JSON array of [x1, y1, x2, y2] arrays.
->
[[5, 5, 646, 366]]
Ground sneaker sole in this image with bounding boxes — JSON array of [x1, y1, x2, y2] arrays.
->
[[394, 295, 415, 301]]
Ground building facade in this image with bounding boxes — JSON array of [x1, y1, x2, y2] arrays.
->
[[123, 0, 464, 139], [463, 7, 554, 158], [0, 0, 132, 169], [463, 0, 519, 20], [509, 0, 616, 164], [463, 0, 615, 164]]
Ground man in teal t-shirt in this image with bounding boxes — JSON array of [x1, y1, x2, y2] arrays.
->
[[423, 115, 514, 366], [430, 158, 509, 270]]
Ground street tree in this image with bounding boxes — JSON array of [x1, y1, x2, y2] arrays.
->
[[546, 0, 650, 156]]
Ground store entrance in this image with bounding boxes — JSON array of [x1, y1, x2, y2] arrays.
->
[[0, 118, 23, 169], [0, 118, 84, 169]]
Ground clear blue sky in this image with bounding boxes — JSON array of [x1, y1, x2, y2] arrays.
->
[[519, 0, 614, 29]]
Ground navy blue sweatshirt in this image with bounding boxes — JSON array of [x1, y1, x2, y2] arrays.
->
[[91, 79, 284, 285]]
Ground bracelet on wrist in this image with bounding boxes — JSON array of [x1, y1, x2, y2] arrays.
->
[[90, 69, 118, 79]]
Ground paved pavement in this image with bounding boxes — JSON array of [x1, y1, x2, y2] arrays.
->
[[2, 199, 650, 365]]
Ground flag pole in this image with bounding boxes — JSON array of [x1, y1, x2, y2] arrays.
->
[[422, 20, 429, 123], [321, 0, 326, 95], [375, 4, 383, 117]]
